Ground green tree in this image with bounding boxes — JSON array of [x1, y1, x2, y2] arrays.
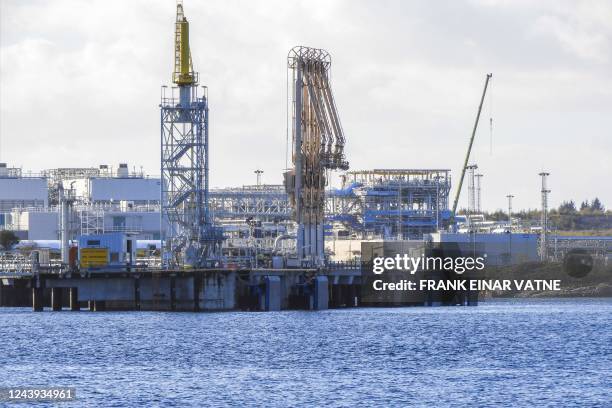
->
[[0, 230, 20, 250], [580, 200, 590, 211], [558, 200, 577, 215], [590, 197, 604, 212], [489, 209, 506, 221]]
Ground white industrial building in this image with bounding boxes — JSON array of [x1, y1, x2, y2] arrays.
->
[[0, 163, 48, 212], [0, 163, 163, 240], [87, 178, 160, 203], [5, 205, 162, 240], [60, 163, 160, 204]]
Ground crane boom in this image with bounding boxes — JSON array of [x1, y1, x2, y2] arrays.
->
[[173, 0, 196, 86], [451, 73, 492, 216]]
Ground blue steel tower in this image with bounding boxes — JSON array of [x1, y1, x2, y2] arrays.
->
[[160, 1, 223, 268]]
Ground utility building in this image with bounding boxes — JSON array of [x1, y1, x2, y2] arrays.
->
[[0, 163, 48, 212], [56, 164, 160, 204]]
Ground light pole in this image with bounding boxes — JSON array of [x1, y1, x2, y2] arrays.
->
[[475, 173, 483, 213], [506, 194, 514, 229], [434, 175, 440, 231], [506, 194, 514, 264], [539, 172, 550, 260], [254, 169, 263, 186], [397, 179, 402, 240]]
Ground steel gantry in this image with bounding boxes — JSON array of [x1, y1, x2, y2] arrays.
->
[[160, 1, 223, 268]]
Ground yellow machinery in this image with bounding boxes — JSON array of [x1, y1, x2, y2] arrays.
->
[[173, 1, 197, 86]]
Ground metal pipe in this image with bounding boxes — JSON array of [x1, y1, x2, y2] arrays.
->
[[59, 184, 70, 264], [294, 60, 304, 260]]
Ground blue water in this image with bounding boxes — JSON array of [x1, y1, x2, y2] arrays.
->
[[0, 298, 610, 407]]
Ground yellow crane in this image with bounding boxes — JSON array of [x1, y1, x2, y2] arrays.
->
[[173, 0, 196, 86]]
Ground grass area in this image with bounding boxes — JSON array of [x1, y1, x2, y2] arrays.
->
[[484, 259, 612, 297], [554, 229, 612, 237]]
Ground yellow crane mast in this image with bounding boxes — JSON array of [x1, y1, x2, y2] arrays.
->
[[173, 0, 197, 86]]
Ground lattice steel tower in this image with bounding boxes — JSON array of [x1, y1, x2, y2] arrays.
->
[[160, 1, 223, 268], [285, 46, 349, 266]]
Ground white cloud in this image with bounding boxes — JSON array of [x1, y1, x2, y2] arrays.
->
[[0, 0, 610, 211]]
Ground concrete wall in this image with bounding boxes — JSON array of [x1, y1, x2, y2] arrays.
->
[[199, 271, 236, 310], [45, 271, 236, 311]]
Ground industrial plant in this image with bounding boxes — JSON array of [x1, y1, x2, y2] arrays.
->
[[0, 1, 609, 312]]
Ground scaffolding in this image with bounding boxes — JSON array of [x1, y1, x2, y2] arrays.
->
[[79, 206, 104, 235], [160, 85, 223, 268], [210, 185, 291, 221]]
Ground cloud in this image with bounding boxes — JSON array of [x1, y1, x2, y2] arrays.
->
[[1, 0, 610, 211]]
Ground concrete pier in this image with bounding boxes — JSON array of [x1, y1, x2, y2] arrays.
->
[[3, 264, 477, 312], [42, 269, 236, 312]]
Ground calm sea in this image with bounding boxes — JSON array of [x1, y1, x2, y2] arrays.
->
[[0, 298, 610, 407]]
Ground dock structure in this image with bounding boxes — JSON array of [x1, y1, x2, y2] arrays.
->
[[0, 267, 351, 312], [0, 255, 482, 312], [33, 269, 236, 312]]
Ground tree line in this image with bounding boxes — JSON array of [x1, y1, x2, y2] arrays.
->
[[461, 198, 610, 231]]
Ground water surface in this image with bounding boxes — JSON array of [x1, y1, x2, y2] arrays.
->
[[0, 298, 610, 407]]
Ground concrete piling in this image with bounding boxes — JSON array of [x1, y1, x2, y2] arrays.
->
[[313, 276, 329, 310], [69, 287, 79, 311], [134, 278, 141, 310], [264, 276, 281, 311], [51, 288, 63, 311], [32, 287, 43, 312], [193, 274, 201, 312], [170, 276, 176, 311]]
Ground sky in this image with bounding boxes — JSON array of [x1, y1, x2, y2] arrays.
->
[[1, 0, 610, 212]]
